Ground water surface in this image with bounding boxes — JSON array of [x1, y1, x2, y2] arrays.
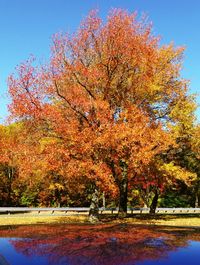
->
[[0, 223, 200, 264]]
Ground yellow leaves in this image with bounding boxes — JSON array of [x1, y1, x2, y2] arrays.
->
[[148, 83, 161, 97], [49, 183, 64, 191], [159, 162, 196, 186], [39, 136, 60, 153], [170, 95, 196, 123], [191, 124, 200, 159]]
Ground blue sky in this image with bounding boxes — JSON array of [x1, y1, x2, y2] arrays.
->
[[0, 0, 199, 123]]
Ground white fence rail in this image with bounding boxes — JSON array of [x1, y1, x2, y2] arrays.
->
[[0, 207, 200, 215]]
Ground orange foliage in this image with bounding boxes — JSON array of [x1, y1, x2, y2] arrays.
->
[[8, 9, 193, 209]]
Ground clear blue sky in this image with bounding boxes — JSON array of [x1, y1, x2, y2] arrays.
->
[[0, 0, 199, 123]]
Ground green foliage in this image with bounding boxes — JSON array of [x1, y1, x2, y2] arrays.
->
[[159, 192, 190, 208], [20, 191, 39, 207]]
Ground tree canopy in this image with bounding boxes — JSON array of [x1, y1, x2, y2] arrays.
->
[[0, 9, 198, 217]]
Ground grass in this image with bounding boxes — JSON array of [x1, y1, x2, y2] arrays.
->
[[111, 214, 200, 227], [0, 213, 200, 227], [0, 214, 88, 226]]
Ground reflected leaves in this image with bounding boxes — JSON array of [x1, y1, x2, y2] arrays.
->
[[0, 224, 200, 265]]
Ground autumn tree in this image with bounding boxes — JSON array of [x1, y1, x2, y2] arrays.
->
[[0, 122, 49, 206], [171, 123, 200, 207], [8, 9, 196, 217], [134, 158, 196, 213], [144, 98, 197, 213], [0, 123, 25, 205]]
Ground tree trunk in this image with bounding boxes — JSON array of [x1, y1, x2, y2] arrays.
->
[[195, 193, 199, 208], [102, 192, 106, 208], [194, 183, 200, 208], [140, 187, 151, 208], [7, 166, 13, 206], [89, 189, 99, 222], [143, 202, 148, 208], [149, 190, 159, 214], [118, 177, 128, 218], [118, 161, 128, 218]]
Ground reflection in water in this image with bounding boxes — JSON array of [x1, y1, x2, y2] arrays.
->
[[0, 254, 10, 265], [0, 224, 200, 264]]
